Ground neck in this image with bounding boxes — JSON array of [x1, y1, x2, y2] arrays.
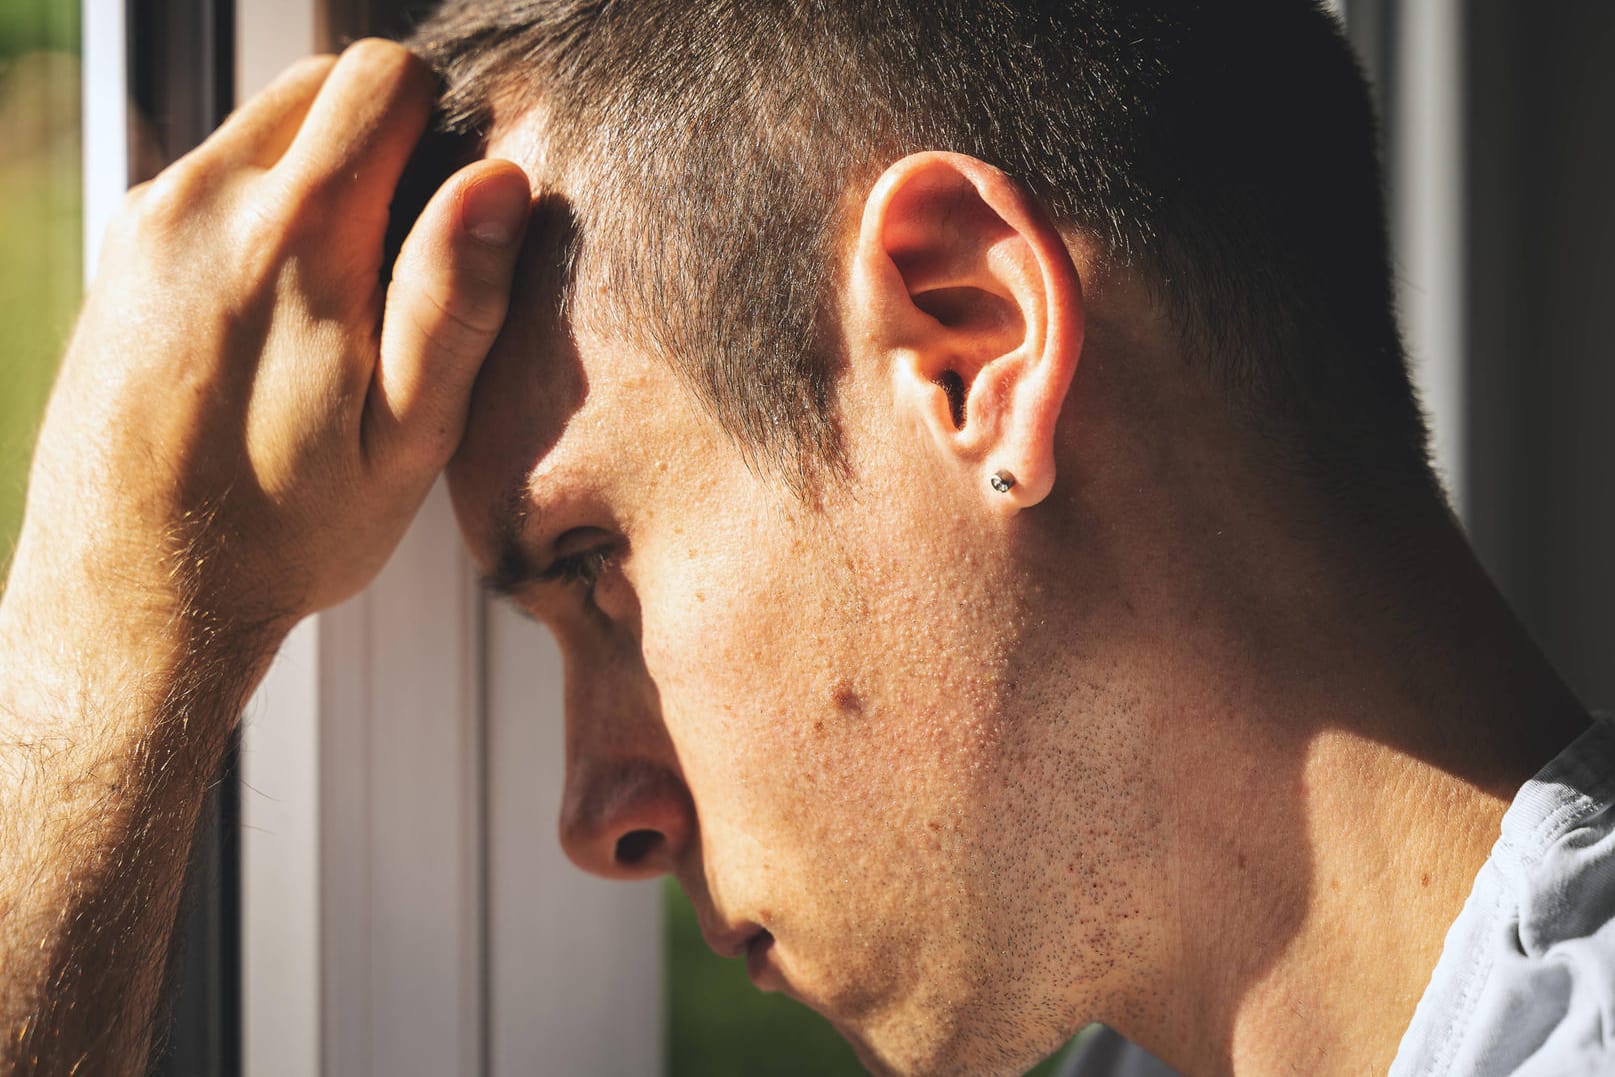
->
[[1111, 491, 1589, 1075]]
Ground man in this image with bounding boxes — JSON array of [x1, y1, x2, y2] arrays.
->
[[0, 2, 1608, 1075]]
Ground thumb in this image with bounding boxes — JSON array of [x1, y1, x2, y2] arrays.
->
[[372, 158, 530, 474]]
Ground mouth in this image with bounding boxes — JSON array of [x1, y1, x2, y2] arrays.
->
[[743, 929, 779, 991], [701, 920, 782, 991]]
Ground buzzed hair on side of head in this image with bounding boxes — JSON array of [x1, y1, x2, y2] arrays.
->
[[410, 0, 1432, 501]]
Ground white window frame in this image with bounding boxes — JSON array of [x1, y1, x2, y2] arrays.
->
[[1341, 0, 1468, 514], [1383, 0, 1467, 514]]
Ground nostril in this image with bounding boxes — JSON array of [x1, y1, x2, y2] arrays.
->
[[615, 828, 664, 867]]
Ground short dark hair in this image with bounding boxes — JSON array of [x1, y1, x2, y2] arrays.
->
[[411, 0, 1430, 497]]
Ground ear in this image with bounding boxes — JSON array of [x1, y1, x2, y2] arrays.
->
[[848, 151, 1083, 509]]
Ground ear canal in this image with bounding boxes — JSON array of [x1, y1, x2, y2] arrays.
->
[[935, 370, 967, 430]]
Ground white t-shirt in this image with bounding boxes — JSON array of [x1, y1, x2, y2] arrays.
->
[[1390, 713, 1615, 1076]]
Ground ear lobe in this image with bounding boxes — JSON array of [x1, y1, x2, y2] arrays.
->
[[850, 151, 1084, 509]]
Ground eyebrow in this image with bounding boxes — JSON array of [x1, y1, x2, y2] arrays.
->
[[482, 475, 543, 598]]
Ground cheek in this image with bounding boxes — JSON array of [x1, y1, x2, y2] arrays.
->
[[634, 517, 1010, 852], [636, 531, 818, 769]]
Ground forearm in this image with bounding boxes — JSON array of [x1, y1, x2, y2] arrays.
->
[[0, 586, 278, 1075], [0, 36, 529, 1076]]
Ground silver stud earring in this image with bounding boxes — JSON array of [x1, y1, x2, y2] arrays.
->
[[989, 469, 1017, 494]]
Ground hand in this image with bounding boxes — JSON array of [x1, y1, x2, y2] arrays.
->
[[0, 42, 530, 1073], [2, 39, 530, 665]]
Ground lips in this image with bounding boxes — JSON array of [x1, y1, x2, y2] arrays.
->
[[744, 929, 779, 991], [700, 919, 782, 990], [700, 919, 761, 959]]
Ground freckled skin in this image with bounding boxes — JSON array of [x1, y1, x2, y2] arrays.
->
[[448, 127, 1592, 1077], [448, 159, 1164, 1077]]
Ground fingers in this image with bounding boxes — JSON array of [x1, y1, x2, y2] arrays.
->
[[371, 159, 532, 472], [199, 54, 338, 168], [282, 39, 437, 205]]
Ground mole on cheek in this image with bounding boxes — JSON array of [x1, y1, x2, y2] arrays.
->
[[830, 677, 864, 717]]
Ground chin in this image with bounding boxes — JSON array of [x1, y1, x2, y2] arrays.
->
[[781, 923, 1065, 1075], [825, 999, 1052, 1077], [829, 1018, 920, 1077], [842, 1033, 1050, 1077]]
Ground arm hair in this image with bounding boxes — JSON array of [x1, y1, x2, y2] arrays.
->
[[0, 598, 274, 1075]]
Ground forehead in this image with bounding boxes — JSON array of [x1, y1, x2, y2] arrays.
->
[[451, 107, 831, 587], [449, 280, 713, 560], [446, 136, 738, 582]]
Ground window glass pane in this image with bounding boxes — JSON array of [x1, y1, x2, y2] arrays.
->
[[0, 0, 80, 564]]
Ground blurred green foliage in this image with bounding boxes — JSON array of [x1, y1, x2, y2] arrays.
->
[[0, 0, 80, 570], [0, 0, 75, 59]]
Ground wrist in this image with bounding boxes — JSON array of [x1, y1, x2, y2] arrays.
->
[[0, 545, 292, 751]]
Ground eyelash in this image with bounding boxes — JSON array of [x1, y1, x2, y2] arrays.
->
[[539, 545, 617, 592]]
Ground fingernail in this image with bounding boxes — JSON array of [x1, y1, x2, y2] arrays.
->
[[462, 176, 529, 247]]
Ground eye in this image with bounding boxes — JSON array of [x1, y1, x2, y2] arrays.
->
[[537, 540, 619, 595]]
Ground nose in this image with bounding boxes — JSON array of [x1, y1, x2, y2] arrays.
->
[[560, 757, 695, 880], [557, 644, 695, 881]]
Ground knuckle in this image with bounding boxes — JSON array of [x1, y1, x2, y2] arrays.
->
[[254, 169, 355, 245], [117, 182, 152, 229], [255, 172, 324, 235], [261, 134, 382, 221], [340, 36, 401, 64], [130, 163, 209, 234], [290, 52, 340, 79], [231, 201, 298, 282], [207, 179, 309, 285], [144, 163, 203, 210], [339, 37, 431, 94]]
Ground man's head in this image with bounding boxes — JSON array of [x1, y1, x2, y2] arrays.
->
[[420, 2, 1434, 1073], [415, 0, 1428, 498]]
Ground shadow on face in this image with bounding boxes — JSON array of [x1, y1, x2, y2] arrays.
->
[[448, 193, 589, 572]]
